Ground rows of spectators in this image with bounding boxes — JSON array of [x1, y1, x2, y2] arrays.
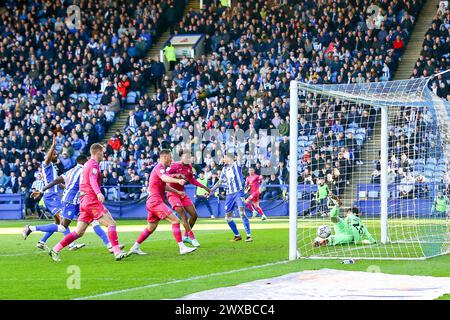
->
[[368, 0, 450, 200], [0, 0, 187, 203], [102, 0, 421, 200], [369, 102, 448, 199], [411, 0, 450, 100], [4, 0, 447, 215]]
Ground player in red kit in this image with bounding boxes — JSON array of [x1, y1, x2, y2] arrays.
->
[[48, 143, 129, 262], [128, 149, 197, 255], [244, 167, 268, 221], [165, 151, 211, 247]]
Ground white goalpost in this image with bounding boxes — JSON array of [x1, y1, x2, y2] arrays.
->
[[289, 80, 299, 261], [289, 73, 450, 261]]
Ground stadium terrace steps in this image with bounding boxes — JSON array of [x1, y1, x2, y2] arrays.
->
[[341, 124, 382, 208], [146, 30, 172, 61], [101, 0, 200, 144], [394, 0, 441, 80], [100, 29, 172, 144]]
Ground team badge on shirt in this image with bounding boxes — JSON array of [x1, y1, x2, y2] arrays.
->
[[92, 168, 98, 175]]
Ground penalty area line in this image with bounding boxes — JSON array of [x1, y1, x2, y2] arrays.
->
[[73, 260, 290, 300]]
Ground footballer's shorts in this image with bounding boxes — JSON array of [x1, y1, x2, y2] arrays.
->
[[43, 195, 63, 216], [246, 192, 260, 205], [78, 195, 109, 224], [224, 190, 246, 213], [61, 202, 80, 221], [146, 199, 173, 223], [166, 191, 194, 209]]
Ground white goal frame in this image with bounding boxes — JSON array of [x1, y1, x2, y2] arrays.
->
[[288, 76, 450, 261]]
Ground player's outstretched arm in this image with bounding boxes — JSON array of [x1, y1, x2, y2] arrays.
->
[[44, 135, 57, 166], [329, 194, 342, 224], [161, 174, 185, 186], [31, 176, 64, 199], [208, 179, 223, 195], [185, 171, 209, 191]]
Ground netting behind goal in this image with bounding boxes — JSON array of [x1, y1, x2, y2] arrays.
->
[[289, 74, 450, 260]]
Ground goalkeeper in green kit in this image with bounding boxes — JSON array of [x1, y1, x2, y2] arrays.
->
[[313, 194, 377, 247]]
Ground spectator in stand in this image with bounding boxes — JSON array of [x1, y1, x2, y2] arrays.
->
[[0, 170, 10, 190], [262, 174, 283, 200], [431, 191, 449, 217], [60, 152, 74, 170], [1, 0, 427, 205], [108, 135, 122, 153], [150, 56, 166, 90], [163, 42, 177, 71], [117, 75, 131, 103], [194, 171, 216, 218]]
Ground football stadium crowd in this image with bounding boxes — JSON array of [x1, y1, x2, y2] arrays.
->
[[108, 0, 425, 198], [366, 0, 450, 217], [0, 0, 185, 202], [0, 0, 449, 216], [411, 0, 449, 100], [371, 0, 450, 199]]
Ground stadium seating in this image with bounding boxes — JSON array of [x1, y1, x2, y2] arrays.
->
[[411, 1, 449, 101], [2, 0, 448, 214], [0, 0, 185, 196]]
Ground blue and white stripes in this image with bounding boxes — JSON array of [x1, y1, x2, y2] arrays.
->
[[220, 161, 245, 194], [61, 164, 83, 204], [42, 163, 59, 195], [31, 179, 45, 193]]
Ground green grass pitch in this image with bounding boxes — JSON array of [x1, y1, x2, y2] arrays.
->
[[0, 218, 448, 300]]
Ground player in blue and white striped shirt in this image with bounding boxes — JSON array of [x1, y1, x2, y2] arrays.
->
[[209, 153, 252, 242], [24, 155, 87, 251], [24, 155, 123, 254], [27, 135, 66, 250], [41, 136, 63, 217]]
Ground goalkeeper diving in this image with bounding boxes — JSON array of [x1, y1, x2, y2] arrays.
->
[[313, 194, 377, 247]]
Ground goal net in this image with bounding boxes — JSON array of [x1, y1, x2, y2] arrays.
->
[[289, 73, 450, 260]]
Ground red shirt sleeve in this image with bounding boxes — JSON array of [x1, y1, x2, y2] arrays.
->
[[155, 164, 169, 180], [185, 170, 204, 188], [89, 166, 101, 195]]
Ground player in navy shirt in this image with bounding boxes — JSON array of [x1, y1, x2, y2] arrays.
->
[[209, 154, 252, 242]]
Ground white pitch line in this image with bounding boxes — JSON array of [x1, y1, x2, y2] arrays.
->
[[0, 223, 290, 235], [73, 260, 290, 300], [0, 253, 35, 257]]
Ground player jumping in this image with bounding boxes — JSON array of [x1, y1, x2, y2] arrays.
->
[[313, 194, 377, 247], [128, 149, 197, 255], [166, 151, 211, 247], [48, 143, 129, 261], [244, 167, 267, 221], [23, 155, 123, 254], [209, 153, 253, 242]]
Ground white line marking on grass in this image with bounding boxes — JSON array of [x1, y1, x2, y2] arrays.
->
[[73, 260, 290, 300], [0, 223, 289, 235], [0, 253, 33, 257]]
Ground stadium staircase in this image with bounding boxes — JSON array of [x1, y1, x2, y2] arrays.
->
[[394, 0, 440, 80], [341, 0, 440, 208], [101, 0, 202, 144], [341, 125, 382, 208]]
